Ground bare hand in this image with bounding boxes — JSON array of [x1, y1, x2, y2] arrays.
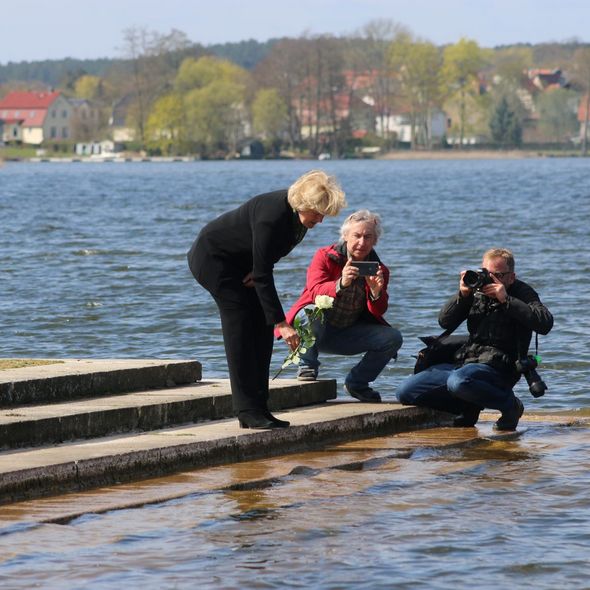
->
[[365, 266, 384, 298], [481, 272, 508, 303], [242, 271, 255, 288], [276, 321, 300, 351], [459, 270, 473, 298], [340, 258, 360, 288]]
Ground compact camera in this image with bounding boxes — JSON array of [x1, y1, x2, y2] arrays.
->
[[515, 355, 547, 398], [463, 268, 493, 290]]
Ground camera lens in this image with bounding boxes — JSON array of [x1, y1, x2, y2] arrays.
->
[[463, 270, 481, 289]]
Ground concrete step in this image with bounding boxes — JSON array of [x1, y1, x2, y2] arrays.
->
[[0, 359, 201, 406], [0, 401, 445, 504], [0, 378, 336, 449]]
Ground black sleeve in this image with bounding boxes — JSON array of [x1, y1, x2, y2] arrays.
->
[[250, 196, 292, 325], [505, 282, 553, 335], [438, 292, 473, 331]]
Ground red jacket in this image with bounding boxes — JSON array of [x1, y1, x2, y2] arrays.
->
[[278, 243, 390, 336]]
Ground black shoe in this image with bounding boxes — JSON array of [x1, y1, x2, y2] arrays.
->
[[344, 384, 382, 403], [297, 367, 318, 381], [494, 397, 524, 431], [453, 404, 482, 427], [238, 409, 290, 429]]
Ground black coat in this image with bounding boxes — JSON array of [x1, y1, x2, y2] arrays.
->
[[187, 190, 304, 325], [438, 279, 553, 382]]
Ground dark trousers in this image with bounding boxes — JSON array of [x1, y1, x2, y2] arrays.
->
[[213, 290, 274, 413]]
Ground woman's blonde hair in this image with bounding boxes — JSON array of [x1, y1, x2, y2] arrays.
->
[[287, 170, 347, 216]]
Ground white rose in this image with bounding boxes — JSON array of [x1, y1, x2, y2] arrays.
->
[[314, 295, 334, 310]]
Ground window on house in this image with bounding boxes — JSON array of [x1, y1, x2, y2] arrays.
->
[[12, 127, 18, 138], [50, 126, 57, 138], [52, 110, 57, 118], [62, 110, 68, 118], [62, 127, 68, 138]]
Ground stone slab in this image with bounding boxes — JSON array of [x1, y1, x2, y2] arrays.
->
[[0, 359, 202, 405], [0, 379, 336, 448]]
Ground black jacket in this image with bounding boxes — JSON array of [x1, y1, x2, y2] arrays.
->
[[439, 279, 553, 382], [187, 190, 304, 325]]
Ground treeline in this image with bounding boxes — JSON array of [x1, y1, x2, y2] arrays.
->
[[0, 38, 280, 86], [2, 23, 590, 157]]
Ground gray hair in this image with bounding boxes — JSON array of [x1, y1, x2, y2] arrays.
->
[[339, 209, 383, 243]]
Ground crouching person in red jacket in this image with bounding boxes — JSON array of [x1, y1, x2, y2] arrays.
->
[[281, 210, 402, 402]]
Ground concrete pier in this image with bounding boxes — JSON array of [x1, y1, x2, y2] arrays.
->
[[0, 359, 448, 504]]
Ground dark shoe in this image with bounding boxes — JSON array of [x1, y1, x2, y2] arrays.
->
[[297, 367, 318, 381], [494, 397, 524, 431], [453, 404, 482, 427], [238, 409, 290, 429], [344, 384, 382, 403]]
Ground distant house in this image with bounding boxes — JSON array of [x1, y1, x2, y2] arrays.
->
[[69, 98, 101, 141], [109, 95, 136, 143], [376, 109, 448, 145], [0, 90, 74, 145]]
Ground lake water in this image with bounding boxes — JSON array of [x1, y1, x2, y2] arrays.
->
[[1, 158, 588, 409], [1, 158, 589, 588]]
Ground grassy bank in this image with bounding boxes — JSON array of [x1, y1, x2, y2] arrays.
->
[[0, 359, 63, 370]]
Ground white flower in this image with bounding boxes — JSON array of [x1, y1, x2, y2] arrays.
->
[[314, 295, 334, 310]]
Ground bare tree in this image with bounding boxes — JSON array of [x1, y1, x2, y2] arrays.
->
[[572, 47, 590, 155]]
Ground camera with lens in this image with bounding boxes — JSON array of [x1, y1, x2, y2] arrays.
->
[[515, 355, 547, 398], [463, 268, 493, 290]]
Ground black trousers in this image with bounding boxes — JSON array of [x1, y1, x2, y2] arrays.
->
[[213, 289, 274, 413]]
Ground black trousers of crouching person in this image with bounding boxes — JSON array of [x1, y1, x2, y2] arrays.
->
[[212, 288, 275, 413]]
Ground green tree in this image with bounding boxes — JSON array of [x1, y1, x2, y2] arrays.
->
[[145, 93, 186, 154], [184, 79, 247, 156], [175, 56, 248, 93], [443, 38, 487, 147], [490, 96, 522, 147], [537, 88, 579, 143], [389, 36, 444, 149], [252, 88, 287, 151], [74, 75, 102, 100]]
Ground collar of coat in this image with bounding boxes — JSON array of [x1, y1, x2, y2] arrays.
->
[[327, 242, 381, 265]]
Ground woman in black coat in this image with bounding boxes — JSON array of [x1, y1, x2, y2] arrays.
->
[[188, 170, 347, 429]]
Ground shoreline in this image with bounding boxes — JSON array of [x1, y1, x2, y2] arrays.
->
[[378, 149, 583, 160], [0, 149, 585, 164]]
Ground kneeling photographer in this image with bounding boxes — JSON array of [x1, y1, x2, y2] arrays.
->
[[396, 248, 553, 430]]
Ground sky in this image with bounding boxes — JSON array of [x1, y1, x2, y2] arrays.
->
[[1, 0, 589, 64]]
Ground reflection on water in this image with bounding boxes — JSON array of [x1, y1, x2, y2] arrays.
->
[[0, 419, 589, 589]]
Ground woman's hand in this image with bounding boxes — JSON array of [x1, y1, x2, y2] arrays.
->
[[276, 321, 300, 351], [242, 271, 255, 288]]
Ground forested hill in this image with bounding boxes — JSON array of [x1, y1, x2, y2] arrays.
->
[[0, 38, 279, 86]]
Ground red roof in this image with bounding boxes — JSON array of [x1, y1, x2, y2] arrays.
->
[[0, 91, 62, 127], [0, 91, 60, 109]]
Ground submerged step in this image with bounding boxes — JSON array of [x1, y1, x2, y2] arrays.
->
[[0, 402, 445, 504], [0, 359, 202, 406], [0, 379, 336, 449]]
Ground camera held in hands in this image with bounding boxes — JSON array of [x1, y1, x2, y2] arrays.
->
[[515, 355, 547, 398], [463, 268, 493, 290]]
